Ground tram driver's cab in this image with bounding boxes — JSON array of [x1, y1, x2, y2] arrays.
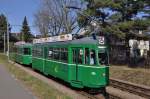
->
[[98, 36, 109, 66], [98, 50, 109, 66]]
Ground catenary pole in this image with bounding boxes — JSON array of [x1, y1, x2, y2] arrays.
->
[[7, 19, 9, 61], [4, 32, 6, 54]]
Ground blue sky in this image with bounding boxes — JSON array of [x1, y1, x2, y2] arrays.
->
[[0, 0, 41, 35]]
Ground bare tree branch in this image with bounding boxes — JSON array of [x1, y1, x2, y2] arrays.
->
[[34, 0, 82, 37]]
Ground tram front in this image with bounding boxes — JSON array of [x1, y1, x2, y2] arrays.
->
[[88, 36, 109, 88], [97, 36, 109, 87], [69, 36, 109, 89]]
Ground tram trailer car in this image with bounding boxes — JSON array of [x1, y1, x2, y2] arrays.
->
[[15, 43, 32, 65], [32, 36, 109, 89]]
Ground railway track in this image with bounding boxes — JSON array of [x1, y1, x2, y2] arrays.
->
[[78, 91, 100, 99], [110, 78, 150, 98], [78, 90, 122, 99]]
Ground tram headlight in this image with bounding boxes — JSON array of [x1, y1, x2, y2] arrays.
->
[[102, 73, 106, 77], [91, 72, 96, 75]]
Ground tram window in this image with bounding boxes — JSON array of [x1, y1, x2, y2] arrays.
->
[[60, 48, 68, 62], [35, 46, 43, 58], [32, 48, 35, 56], [64, 48, 68, 62], [32, 47, 37, 57], [90, 50, 96, 65], [37, 49, 40, 57], [53, 48, 60, 60], [20, 48, 22, 54], [48, 48, 53, 59], [60, 48, 63, 61], [73, 50, 76, 64], [78, 51, 82, 64], [85, 48, 89, 64], [19, 48, 22, 54], [98, 52, 108, 65], [24, 48, 30, 55], [72, 49, 83, 64]]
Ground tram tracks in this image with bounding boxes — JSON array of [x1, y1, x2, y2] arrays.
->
[[77, 90, 121, 99], [78, 91, 100, 99], [109, 78, 150, 98]]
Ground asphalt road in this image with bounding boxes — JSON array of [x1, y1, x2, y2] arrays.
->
[[0, 64, 36, 99]]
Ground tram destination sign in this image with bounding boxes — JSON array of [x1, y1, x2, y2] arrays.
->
[[33, 34, 72, 44]]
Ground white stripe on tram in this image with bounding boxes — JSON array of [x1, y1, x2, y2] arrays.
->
[[32, 57, 110, 68]]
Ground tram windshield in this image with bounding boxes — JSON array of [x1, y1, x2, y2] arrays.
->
[[98, 51, 108, 65]]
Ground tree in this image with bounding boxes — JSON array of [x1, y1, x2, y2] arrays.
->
[[79, 0, 150, 65], [78, 0, 150, 38], [35, 0, 82, 37], [0, 14, 7, 52], [20, 16, 32, 42], [0, 14, 7, 39]]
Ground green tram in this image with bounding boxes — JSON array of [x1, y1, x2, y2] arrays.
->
[[15, 43, 32, 65], [32, 36, 109, 88]]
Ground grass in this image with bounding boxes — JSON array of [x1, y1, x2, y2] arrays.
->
[[0, 54, 71, 99], [110, 65, 150, 87]]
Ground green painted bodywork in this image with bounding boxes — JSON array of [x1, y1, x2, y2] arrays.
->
[[32, 57, 45, 72], [32, 37, 109, 88], [14, 44, 32, 65]]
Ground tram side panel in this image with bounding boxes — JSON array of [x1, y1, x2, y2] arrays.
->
[[32, 44, 45, 72], [21, 47, 32, 65], [44, 46, 69, 82], [44, 60, 69, 81], [22, 54, 32, 65]]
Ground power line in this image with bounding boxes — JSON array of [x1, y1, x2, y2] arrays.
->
[[10, 25, 38, 27]]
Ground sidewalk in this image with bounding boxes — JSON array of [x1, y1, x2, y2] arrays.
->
[[0, 64, 36, 99]]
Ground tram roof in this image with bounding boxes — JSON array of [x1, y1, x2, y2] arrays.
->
[[42, 36, 99, 46], [16, 43, 32, 47]]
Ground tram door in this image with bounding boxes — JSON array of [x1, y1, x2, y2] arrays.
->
[[72, 48, 83, 81]]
